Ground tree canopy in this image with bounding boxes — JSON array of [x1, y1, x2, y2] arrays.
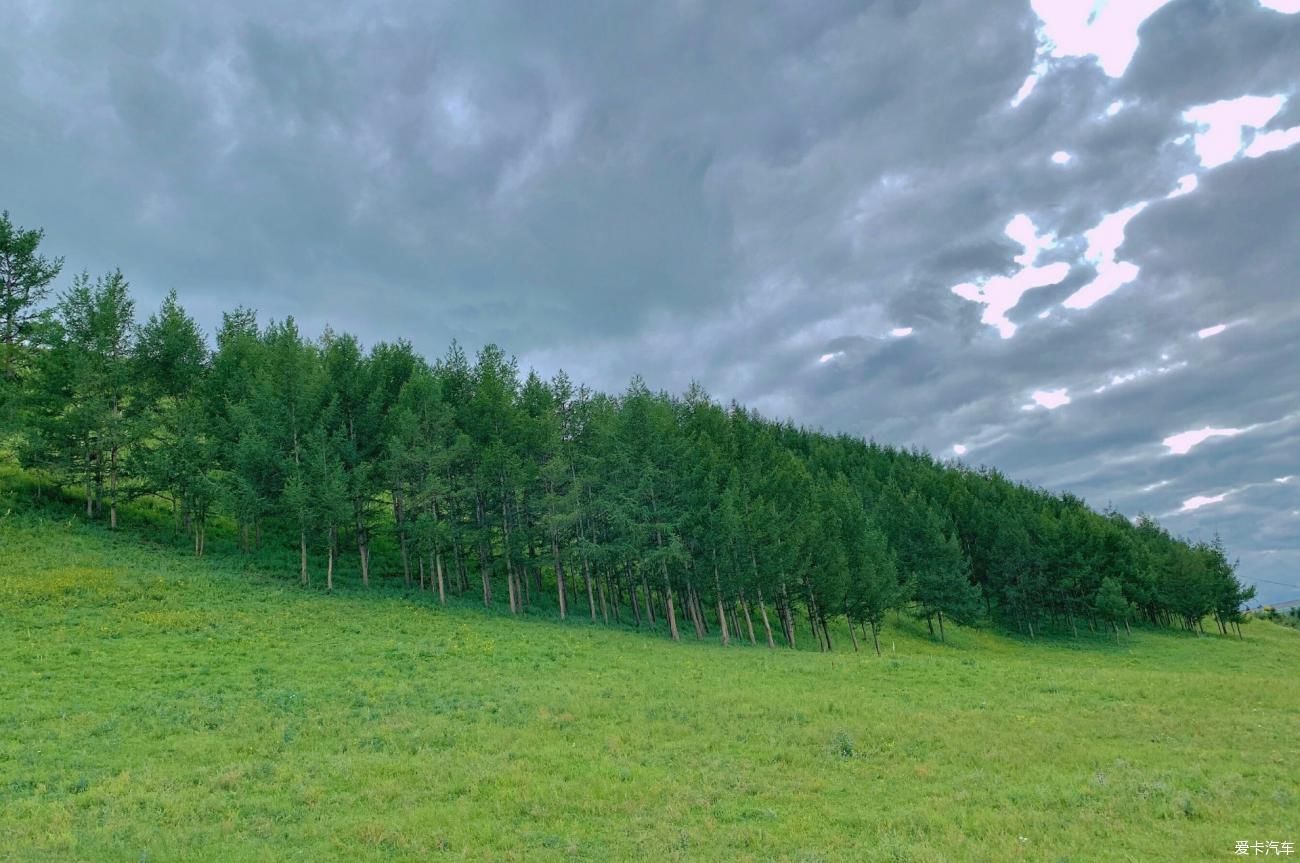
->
[[1, 212, 1256, 647]]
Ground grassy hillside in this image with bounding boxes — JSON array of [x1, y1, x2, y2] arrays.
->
[[1, 510, 1297, 862]]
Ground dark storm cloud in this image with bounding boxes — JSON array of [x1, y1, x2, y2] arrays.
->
[[2, 0, 1298, 600]]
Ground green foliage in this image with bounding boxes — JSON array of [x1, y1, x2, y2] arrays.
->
[[0, 210, 1262, 648], [0, 210, 64, 384]]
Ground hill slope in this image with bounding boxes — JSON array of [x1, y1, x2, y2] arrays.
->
[[1, 513, 1296, 862]]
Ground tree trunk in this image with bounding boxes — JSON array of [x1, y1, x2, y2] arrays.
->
[[108, 443, 119, 530], [552, 536, 568, 619], [642, 572, 656, 626], [870, 620, 881, 656], [713, 558, 729, 646], [434, 551, 446, 605], [299, 529, 309, 587], [848, 620, 860, 652], [937, 609, 946, 643], [741, 593, 757, 645], [476, 494, 492, 606], [357, 522, 371, 588], [583, 554, 596, 622], [687, 582, 705, 639], [757, 588, 776, 649], [663, 568, 680, 641], [502, 496, 518, 614], [629, 572, 642, 627], [780, 583, 796, 648], [598, 574, 609, 624], [713, 595, 729, 645], [327, 526, 336, 591], [395, 491, 411, 587]]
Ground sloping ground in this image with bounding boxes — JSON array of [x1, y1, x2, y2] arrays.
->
[[1, 512, 1296, 862]]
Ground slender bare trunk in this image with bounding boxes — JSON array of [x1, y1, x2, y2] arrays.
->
[[357, 521, 370, 588], [663, 567, 679, 641], [713, 556, 729, 646], [642, 571, 656, 626], [598, 574, 609, 623], [628, 563, 642, 627], [741, 594, 757, 645], [552, 536, 567, 619], [327, 525, 336, 591], [108, 446, 118, 530], [756, 588, 776, 648], [396, 491, 411, 587], [583, 554, 596, 621], [780, 583, 796, 648], [434, 552, 446, 605], [299, 530, 309, 587]]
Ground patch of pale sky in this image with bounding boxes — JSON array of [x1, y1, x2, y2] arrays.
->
[[889, 327, 914, 338], [1051, 150, 1072, 164], [1023, 388, 1071, 411], [1061, 202, 1147, 310], [1180, 492, 1228, 513], [1029, 0, 1177, 77], [1243, 124, 1300, 159], [1009, 68, 1045, 108], [1162, 426, 1244, 455], [1093, 368, 1144, 393], [953, 443, 968, 456], [952, 215, 1069, 338], [1197, 323, 1227, 339], [1167, 174, 1198, 199], [1183, 95, 1286, 169]]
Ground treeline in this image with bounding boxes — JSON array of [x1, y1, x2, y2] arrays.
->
[[0, 211, 1256, 649]]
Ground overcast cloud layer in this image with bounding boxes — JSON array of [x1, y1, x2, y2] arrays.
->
[[3, 0, 1297, 602]]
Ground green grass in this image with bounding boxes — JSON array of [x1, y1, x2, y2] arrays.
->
[[1, 506, 1298, 861]]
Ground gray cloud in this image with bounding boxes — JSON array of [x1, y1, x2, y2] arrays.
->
[[2, 0, 1298, 601]]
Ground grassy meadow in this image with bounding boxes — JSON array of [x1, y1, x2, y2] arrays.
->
[[1, 492, 1297, 861]]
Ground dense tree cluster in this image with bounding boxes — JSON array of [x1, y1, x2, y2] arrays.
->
[[0, 211, 1257, 649]]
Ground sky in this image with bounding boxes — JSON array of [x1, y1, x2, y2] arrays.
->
[[2, 0, 1298, 603]]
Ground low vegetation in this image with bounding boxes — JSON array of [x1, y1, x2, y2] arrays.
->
[[2, 506, 1297, 862]]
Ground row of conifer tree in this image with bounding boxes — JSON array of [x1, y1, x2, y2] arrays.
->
[[0, 211, 1256, 650]]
